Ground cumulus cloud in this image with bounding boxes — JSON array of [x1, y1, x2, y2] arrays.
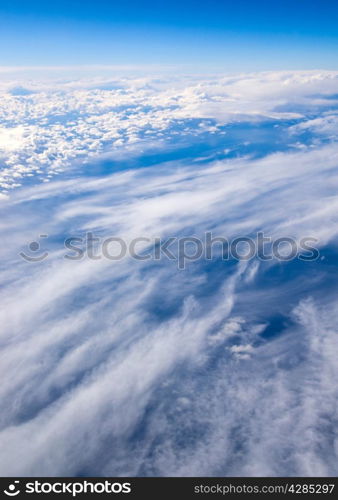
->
[[1, 70, 338, 192]]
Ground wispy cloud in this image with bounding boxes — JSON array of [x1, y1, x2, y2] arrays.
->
[[0, 71, 338, 477]]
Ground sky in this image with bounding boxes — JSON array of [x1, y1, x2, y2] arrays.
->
[[0, 0, 338, 70], [1, 70, 338, 475], [1, 1, 338, 477]]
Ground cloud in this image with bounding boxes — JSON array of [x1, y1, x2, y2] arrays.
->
[[0, 126, 27, 152], [0, 71, 338, 477], [1, 70, 338, 192]]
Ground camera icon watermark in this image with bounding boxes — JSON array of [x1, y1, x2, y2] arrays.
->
[[19, 234, 49, 262], [4, 481, 20, 496]]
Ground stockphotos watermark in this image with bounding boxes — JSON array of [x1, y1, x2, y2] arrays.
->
[[19, 231, 320, 269], [3, 480, 131, 497]]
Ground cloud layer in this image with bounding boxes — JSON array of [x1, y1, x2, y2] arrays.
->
[[1, 70, 338, 192], [0, 71, 338, 477]]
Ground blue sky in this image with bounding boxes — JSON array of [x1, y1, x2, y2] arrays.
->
[[1, 0, 338, 70]]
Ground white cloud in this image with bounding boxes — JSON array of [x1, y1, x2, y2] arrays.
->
[[0, 70, 338, 192], [0, 71, 338, 477]]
